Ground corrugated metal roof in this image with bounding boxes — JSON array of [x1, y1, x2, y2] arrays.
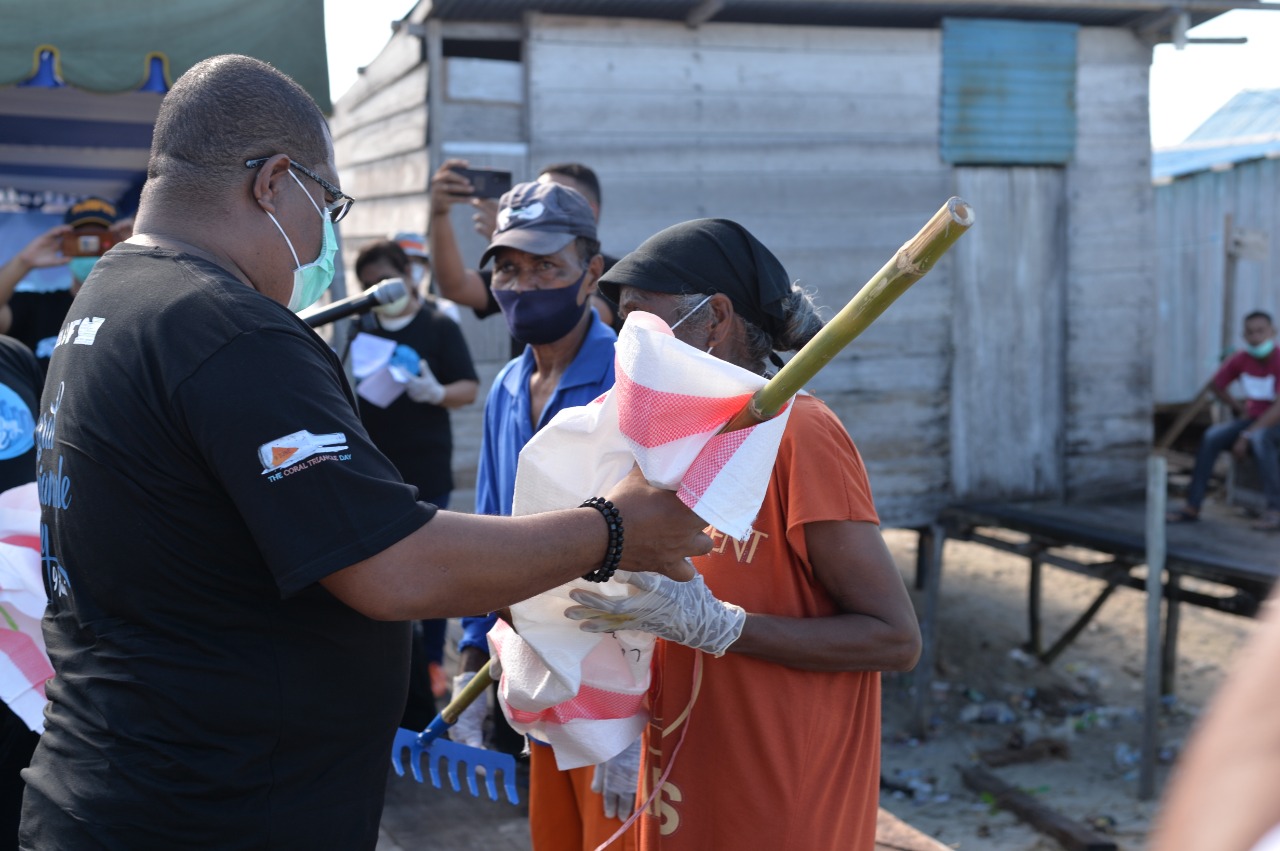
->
[[423, 0, 1233, 32], [1185, 88, 1280, 142], [1153, 89, 1280, 179]]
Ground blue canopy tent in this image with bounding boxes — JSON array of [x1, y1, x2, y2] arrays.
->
[[0, 0, 330, 292]]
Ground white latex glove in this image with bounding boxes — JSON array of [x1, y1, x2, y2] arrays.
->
[[565, 569, 746, 657], [448, 671, 487, 747], [591, 736, 641, 820], [405, 358, 445, 405]]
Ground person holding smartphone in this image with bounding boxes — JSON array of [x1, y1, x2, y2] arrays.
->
[[0, 198, 133, 371], [427, 158, 623, 344]]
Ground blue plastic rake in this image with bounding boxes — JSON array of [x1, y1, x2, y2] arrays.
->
[[390, 659, 520, 804]]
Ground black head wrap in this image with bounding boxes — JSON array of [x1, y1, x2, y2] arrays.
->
[[598, 219, 791, 341]]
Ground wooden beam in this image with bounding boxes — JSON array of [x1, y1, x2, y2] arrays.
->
[[686, 0, 725, 26], [440, 21, 524, 40], [1154, 379, 1215, 451], [957, 764, 1118, 851], [1141, 455, 1168, 801], [910, 524, 945, 739]]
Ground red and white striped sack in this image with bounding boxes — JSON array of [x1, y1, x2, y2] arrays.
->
[[0, 482, 55, 733], [491, 311, 792, 769]]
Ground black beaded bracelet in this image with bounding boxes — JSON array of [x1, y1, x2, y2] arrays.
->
[[580, 496, 624, 582]]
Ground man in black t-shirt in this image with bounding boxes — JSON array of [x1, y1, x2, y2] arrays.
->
[[19, 54, 710, 851]]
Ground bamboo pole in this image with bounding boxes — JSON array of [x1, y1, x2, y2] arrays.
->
[[721, 196, 975, 434], [1141, 454, 1168, 800], [439, 658, 494, 726]]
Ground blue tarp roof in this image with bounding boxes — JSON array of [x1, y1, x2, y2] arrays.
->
[[1153, 89, 1280, 180]]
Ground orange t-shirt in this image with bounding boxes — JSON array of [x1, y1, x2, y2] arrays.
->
[[635, 395, 883, 850]]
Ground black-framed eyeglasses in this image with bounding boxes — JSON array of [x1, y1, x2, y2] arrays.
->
[[245, 157, 355, 223]]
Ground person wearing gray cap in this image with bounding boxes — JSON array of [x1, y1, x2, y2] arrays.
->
[[453, 179, 630, 850]]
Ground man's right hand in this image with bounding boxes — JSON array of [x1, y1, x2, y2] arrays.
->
[[17, 225, 71, 270], [471, 198, 499, 240], [604, 466, 709, 582], [429, 159, 476, 217]]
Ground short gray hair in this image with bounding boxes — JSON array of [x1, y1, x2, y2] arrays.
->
[[672, 285, 823, 374]]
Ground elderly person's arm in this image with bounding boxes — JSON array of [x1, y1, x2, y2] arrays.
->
[[729, 520, 921, 671], [568, 519, 921, 672]]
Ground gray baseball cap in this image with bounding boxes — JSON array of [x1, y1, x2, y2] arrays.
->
[[480, 181, 597, 267]]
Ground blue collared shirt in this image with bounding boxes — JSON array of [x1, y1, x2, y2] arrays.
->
[[461, 313, 617, 651]]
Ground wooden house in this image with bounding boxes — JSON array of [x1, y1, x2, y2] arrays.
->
[[1153, 89, 1280, 409], [332, 0, 1245, 526]]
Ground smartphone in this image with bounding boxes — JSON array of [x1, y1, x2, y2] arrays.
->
[[61, 229, 115, 258], [448, 166, 513, 199]]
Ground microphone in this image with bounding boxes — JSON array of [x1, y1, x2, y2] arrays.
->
[[299, 279, 408, 328]]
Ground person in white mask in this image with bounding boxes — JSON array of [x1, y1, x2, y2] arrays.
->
[[1166, 310, 1280, 531], [351, 238, 478, 717], [20, 53, 710, 851], [390, 231, 461, 324]]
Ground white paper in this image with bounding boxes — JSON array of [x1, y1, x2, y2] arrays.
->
[[355, 367, 407, 408], [348, 332, 397, 380]]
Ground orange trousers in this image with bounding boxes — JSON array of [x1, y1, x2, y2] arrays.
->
[[529, 742, 639, 851]]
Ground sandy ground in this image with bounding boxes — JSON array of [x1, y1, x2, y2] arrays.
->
[[876, 527, 1258, 851]]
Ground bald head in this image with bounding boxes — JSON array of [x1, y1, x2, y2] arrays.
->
[[145, 54, 330, 207]]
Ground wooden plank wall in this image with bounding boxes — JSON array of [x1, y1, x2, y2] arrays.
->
[[330, 24, 527, 510], [950, 167, 1067, 503], [1062, 28, 1156, 499], [1154, 158, 1280, 406], [331, 23, 431, 289], [525, 14, 954, 527]]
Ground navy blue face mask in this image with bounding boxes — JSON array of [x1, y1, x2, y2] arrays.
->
[[492, 268, 589, 345]]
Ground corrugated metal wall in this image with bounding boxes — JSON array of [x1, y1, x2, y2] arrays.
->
[[1155, 158, 1280, 406]]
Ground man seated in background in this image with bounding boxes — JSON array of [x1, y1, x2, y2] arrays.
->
[[1168, 310, 1280, 531], [391, 230, 461, 323]]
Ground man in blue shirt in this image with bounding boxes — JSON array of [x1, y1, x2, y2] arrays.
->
[[453, 181, 624, 844], [457, 179, 615, 668]]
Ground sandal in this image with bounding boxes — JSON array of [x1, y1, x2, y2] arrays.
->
[[1252, 511, 1280, 532], [1166, 507, 1200, 525]]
